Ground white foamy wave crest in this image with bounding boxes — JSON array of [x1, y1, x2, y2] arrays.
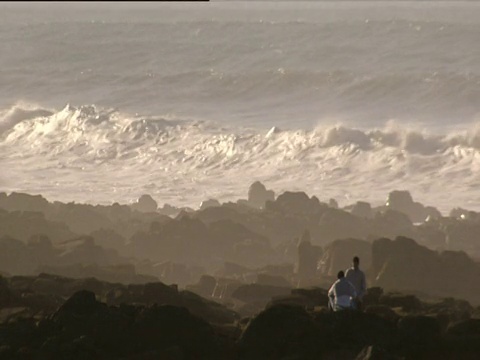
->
[[1, 104, 480, 212], [0, 103, 54, 136]]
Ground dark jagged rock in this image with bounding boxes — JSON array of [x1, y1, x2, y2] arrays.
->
[[268, 287, 329, 310], [318, 209, 368, 242], [315, 310, 397, 353], [0, 210, 75, 244], [231, 284, 291, 304], [199, 199, 221, 211], [365, 305, 400, 323], [318, 238, 371, 277], [385, 190, 441, 223], [247, 181, 275, 209], [371, 210, 415, 240], [1, 271, 480, 359], [372, 236, 480, 304], [329, 198, 339, 209], [179, 290, 238, 325], [255, 273, 290, 288], [141, 282, 179, 305], [89, 228, 127, 254], [0, 277, 15, 308], [133, 304, 220, 359], [238, 304, 324, 360], [291, 287, 329, 307], [38, 290, 225, 360], [186, 275, 217, 298], [296, 230, 323, 286], [350, 201, 374, 219], [446, 319, 480, 336], [0, 192, 49, 213], [5, 188, 480, 358], [38, 263, 158, 285], [0, 236, 35, 275], [131, 194, 158, 213], [363, 287, 384, 306], [379, 293, 422, 313], [396, 315, 441, 356], [266, 191, 325, 216], [443, 218, 480, 256], [52, 202, 115, 235]]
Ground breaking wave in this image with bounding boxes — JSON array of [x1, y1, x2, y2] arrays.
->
[[1, 103, 480, 213]]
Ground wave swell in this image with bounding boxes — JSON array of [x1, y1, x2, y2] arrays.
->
[[1, 104, 480, 212]]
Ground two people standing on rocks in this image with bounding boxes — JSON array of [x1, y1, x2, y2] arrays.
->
[[328, 256, 366, 311]]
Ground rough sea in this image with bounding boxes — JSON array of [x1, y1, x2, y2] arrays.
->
[[1, 1, 479, 213]]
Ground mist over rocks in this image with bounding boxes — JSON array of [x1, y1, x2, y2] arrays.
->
[[2, 184, 480, 357], [1, 183, 480, 282], [385, 190, 442, 223]]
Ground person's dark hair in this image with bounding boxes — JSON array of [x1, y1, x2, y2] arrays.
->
[[353, 256, 359, 263], [337, 271, 345, 279]]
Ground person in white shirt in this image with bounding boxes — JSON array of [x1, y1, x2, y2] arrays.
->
[[345, 256, 367, 311], [328, 270, 357, 311]]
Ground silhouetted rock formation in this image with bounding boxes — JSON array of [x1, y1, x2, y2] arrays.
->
[[385, 190, 441, 223], [0, 192, 49, 213], [371, 236, 480, 304], [296, 230, 323, 286], [186, 275, 217, 298], [1, 272, 480, 359], [247, 181, 275, 209], [238, 304, 323, 359], [0, 209, 75, 243], [130, 194, 158, 213], [199, 199, 221, 210], [350, 201, 374, 219]]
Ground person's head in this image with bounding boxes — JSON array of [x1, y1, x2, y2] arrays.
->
[[337, 270, 345, 279], [353, 256, 360, 269]]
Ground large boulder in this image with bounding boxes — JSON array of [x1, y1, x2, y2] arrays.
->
[[371, 237, 440, 293], [385, 190, 441, 223], [199, 199, 221, 211], [315, 310, 397, 353], [133, 304, 220, 359], [371, 236, 480, 303], [43, 290, 224, 359], [0, 276, 15, 308], [266, 191, 324, 216], [371, 210, 415, 239], [179, 290, 239, 325], [0, 210, 75, 243], [379, 293, 422, 313], [0, 192, 49, 213], [131, 194, 158, 213], [247, 181, 275, 209], [318, 238, 371, 277], [318, 209, 368, 242], [397, 315, 441, 356], [350, 201, 374, 219], [296, 231, 323, 286], [231, 284, 291, 306], [238, 304, 323, 360], [256, 273, 291, 288], [186, 275, 217, 298]]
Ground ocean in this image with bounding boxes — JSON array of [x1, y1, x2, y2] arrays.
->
[[0, 1, 479, 213]]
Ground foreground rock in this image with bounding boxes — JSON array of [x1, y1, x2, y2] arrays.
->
[[1, 274, 480, 359]]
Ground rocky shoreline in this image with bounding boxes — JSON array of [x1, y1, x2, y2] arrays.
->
[[1, 274, 480, 359], [2, 183, 480, 358]]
